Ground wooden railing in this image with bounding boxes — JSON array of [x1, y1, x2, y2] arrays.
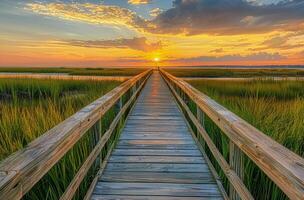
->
[[160, 69, 304, 200], [0, 69, 152, 200]]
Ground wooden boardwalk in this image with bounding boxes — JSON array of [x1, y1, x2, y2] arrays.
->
[[91, 72, 223, 199]]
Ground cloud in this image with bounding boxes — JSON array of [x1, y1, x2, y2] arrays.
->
[[26, 0, 304, 35], [26, 3, 151, 31], [149, 8, 163, 17], [252, 31, 304, 50], [210, 48, 224, 53], [128, 0, 151, 5], [150, 0, 304, 35], [173, 52, 285, 62], [66, 37, 162, 52]]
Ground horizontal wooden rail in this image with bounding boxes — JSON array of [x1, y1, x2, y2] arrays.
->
[[0, 69, 152, 199], [160, 69, 304, 200]]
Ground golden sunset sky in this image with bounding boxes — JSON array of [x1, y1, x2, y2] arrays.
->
[[0, 0, 303, 67]]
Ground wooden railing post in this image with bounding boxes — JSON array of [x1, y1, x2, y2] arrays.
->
[[92, 119, 102, 168], [132, 84, 136, 95], [230, 141, 244, 200], [196, 106, 206, 149], [118, 97, 123, 127]]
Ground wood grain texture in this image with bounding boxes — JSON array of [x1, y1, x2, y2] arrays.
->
[[91, 195, 223, 200], [92, 71, 223, 199], [105, 163, 211, 173], [161, 69, 304, 200], [94, 182, 222, 197], [100, 172, 215, 183], [112, 149, 201, 156]]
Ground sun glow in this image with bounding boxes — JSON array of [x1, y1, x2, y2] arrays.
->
[[153, 57, 160, 62]]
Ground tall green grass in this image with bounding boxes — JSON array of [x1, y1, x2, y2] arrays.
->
[[166, 68, 304, 77], [0, 78, 121, 199], [0, 67, 145, 76], [188, 79, 304, 199]]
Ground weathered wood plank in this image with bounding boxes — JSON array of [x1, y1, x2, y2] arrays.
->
[[112, 149, 201, 156], [93, 182, 222, 197], [116, 144, 197, 150], [105, 163, 210, 173], [100, 172, 215, 183], [120, 134, 191, 140], [128, 116, 184, 120], [108, 155, 205, 163], [91, 195, 223, 200], [118, 139, 194, 145]]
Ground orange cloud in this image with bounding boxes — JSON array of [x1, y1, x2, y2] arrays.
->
[[128, 0, 151, 5], [66, 37, 162, 52]]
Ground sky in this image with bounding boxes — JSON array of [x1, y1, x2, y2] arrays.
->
[[0, 0, 303, 67]]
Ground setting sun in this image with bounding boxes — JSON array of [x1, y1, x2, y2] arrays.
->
[[153, 57, 160, 62]]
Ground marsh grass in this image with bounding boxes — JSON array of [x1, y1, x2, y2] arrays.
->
[[0, 67, 145, 76], [187, 79, 304, 199], [0, 78, 121, 199], [167, 68, 304, 77]]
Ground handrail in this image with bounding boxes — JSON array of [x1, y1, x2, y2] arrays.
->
[[160, 69, 304, 200], [0, 69, 152, 199]]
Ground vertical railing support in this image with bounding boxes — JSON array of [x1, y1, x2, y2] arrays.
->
[[92, 119, 102, 167], [196, 106, 206, 149], [118, 97, 123, 127], [230, 141, 244, 200], [132, 84, 136, 95]]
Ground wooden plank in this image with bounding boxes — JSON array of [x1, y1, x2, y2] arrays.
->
[[120, 134, 191, 140], [122, 131, 189, 135], [122, 128, 189, 132], [123, 126, 188, 130], [91, 195, 223, 200], [118, 139, 194, 145], [128, 116, 184, 120], [100, 172, 215, 184], [105, 162, 210, 174], [116, 144, 197, 150], [93, 182, 221, 197], [122, 130, 188, 134], [112, 149, 201, 156], [161, 69, 304, 199], [125, 122, 185, 125], [108, 155, 205, 164]]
